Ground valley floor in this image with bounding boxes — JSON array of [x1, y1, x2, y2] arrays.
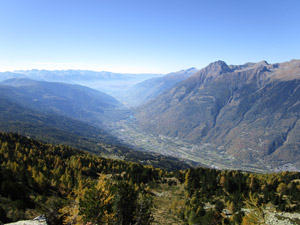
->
[[109, 120, 272, 173]]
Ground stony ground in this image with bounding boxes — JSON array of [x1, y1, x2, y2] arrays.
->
[[265, 211, 300, 225]]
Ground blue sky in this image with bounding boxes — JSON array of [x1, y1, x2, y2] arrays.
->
[[0, 0, 299, 73]]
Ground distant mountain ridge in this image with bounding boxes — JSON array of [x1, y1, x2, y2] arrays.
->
[[0, 69, 164, 101], [135, 59, 300, 169], [124, 67, 197, 106], [2, 69, 162, 82]]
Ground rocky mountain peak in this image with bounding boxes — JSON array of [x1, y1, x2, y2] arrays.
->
[[185, 67, 198, 73], [188, 60, 231, 85], [205, 60, 230, 74], [257, 60, 269, 66]]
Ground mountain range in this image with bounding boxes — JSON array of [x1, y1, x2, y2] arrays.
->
[[1, 60, 300, 171], [135, 59, 300, 169]]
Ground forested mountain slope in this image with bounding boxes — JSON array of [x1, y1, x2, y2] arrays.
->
[[1, 132, 300, 224], [0, 95, 123, 146], [0, 132, 160, 224]]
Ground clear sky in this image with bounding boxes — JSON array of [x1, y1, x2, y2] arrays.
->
[[0, 0, 299, 73]]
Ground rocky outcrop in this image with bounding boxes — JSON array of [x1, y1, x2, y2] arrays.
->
[[5, 215, 47, 225]]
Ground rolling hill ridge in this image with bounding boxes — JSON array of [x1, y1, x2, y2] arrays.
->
[[0, 78, 131, 126]]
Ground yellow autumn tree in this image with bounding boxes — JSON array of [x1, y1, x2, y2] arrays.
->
[[59, 180, 86, 225], [60, 175, 114, 225], [242, 193, 266, 225], [277, 183, 287, 194], [78, 174, 115, 225], [220, 175, 226, 188]]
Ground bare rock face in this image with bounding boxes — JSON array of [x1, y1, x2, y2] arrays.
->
[[135, 59, 300, 168], [5, 221, 47, 225]]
